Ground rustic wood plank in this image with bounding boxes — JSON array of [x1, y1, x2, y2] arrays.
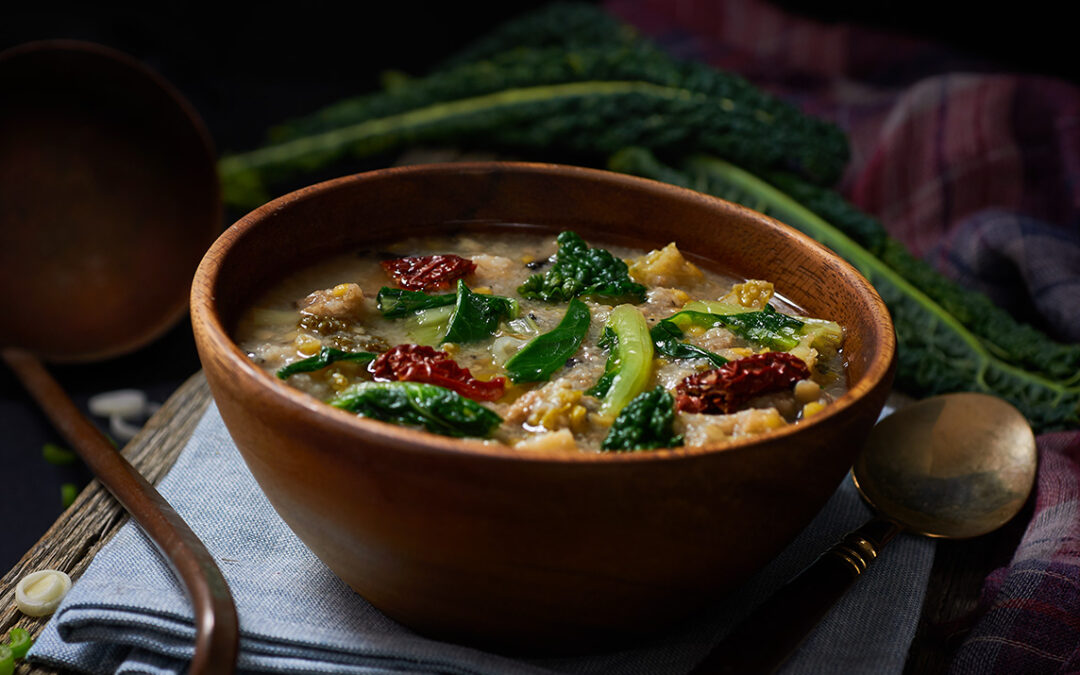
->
[[1, 371, 210, 674]]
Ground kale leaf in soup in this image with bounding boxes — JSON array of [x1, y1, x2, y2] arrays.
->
[[234, 230, 846, 452]]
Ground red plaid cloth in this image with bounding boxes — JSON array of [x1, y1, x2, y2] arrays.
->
[[604, 0, 1080, 672]]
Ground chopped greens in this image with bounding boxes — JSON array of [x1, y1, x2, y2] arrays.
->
[[650, 317, 728, 367], [42, 442, 77, 466], [601, 386, 684, 451], [442, 280, 519, 344], [276, 347, 378, 379], [331, 381, 502, 438], [518, 231, 646, 304], [663, 306, 805, 351], [504, 298, 591, 383], [376, 286, 456, 318]]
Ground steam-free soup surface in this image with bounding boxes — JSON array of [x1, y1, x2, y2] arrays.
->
[[235, 229, 846, 452]]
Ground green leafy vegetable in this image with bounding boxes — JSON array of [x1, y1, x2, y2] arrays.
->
[[601, 386, 684, 451], [442, 280, 519, 344], [587, 304, 654, 417], [518, 231, 646, 304], [218, 6, 849, 207], [404, 304, 456, 346], [376, 286, 456, 318], [609, 147, 1080, 431], [650, 317, 728, 367], [276, 347, 378, 379], [663, 306, 806, 351], [504, 298, 591, 383], [331, 381, 502, 438]]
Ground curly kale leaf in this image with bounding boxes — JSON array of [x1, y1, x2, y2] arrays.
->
[[518, 231, 646, 304], [601, 386, 684, 451], [330, 381, 502, 438]]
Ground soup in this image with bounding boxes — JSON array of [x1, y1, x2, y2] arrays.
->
[[234, 229, 846, 452]]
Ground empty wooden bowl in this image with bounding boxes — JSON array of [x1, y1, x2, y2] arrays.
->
[[190, 162, 896, 652]]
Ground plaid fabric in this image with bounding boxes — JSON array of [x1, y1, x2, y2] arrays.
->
[[604, 0, 1080, 672]]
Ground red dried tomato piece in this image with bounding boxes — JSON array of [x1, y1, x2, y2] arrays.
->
[[381, 254, 476, 291], [675, 352, 811, 414], [370, 344, 505, 401]]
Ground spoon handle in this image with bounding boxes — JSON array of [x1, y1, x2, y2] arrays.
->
[[691, 516, 901, 675], [2, 348, 239, 675]]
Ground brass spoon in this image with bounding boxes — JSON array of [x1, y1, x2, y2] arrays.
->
[[0, 41, 237, 673], [694, 392, 1037, 674]]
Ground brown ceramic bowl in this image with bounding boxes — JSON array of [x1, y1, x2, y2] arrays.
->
[[191, 162, 895, 652]]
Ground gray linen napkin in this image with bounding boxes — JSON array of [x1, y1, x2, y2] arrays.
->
[[28, 402, 934, 674]]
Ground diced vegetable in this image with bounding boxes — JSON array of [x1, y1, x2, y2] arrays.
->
[[518, 231, 646, 304], [331, 381, 502, 438], [370, 344, 505, 401], [276, 347, 378, 379], [42, 442, 76, 466], [15, 569, 71, 617], [504, 298, 591, 383], [588, 304, 654, 417], [5, 628, 32, 660], [601, 386, 684, 451]]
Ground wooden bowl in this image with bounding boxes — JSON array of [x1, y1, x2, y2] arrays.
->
[[191, 162, 896, 652]]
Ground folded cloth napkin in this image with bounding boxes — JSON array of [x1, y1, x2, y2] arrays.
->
[[28, 400, 934, 674], [603, 2, 1080, 672]]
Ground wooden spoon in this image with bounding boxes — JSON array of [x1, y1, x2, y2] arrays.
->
[[0, 41, 237, 674]]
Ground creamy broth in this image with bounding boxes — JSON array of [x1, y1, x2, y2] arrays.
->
[[235, 230, 846, 452]]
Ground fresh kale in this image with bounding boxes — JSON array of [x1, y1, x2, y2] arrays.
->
[[601, 386, 684, 451], [376, 286, 456, 318], [442, 280, 519, 344], [218, 9, 849, 207], [386, 281, 517, 345], [586, 305, 654, 417], [662, 306, 806, 352], [608, 147, 1080, 431], [504, 297, 591, 383], [518, 231, 646, 304], [650, 317, 729, 367], [276, 347, 377, 379], [330, 381, 502, 438]]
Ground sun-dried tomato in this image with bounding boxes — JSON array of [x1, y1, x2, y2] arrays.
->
[[370, 344, 505, 401], [381, 254, 476, 291], [675, 352, 811, 414]]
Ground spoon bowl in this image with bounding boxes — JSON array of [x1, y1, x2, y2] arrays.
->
[[697, 392, 1037, 673], [0, 41, 236, 673], [854, 392, 1037, 539]]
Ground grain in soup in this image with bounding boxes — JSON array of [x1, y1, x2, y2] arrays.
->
[[234, 230, 846, 452]]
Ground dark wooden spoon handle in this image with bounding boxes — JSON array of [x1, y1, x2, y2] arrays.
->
[[3, 347, 238, 674], [691, 517, 902, 674]]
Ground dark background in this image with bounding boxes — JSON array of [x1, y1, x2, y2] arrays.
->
[[1, 1, 1072, 574]]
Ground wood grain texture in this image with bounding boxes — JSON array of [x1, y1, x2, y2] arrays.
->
[[0, 371, 210, 674], [190, 162, 897, 650]]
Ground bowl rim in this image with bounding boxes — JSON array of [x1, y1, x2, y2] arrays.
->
[[192, 161, 896, 465]]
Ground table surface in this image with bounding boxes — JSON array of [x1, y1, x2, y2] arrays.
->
[[0, 370, 1029, 674]]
